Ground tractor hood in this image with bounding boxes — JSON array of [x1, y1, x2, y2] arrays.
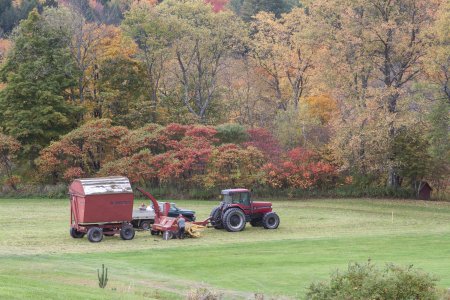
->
[[252, 202, 272, 209]]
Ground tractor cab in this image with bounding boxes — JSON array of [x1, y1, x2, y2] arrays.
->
[[221, 189, 251, 206]]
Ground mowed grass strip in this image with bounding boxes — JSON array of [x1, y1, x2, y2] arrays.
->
[[2, 234, 450, 299], [0, 198, 450, 299], [1, 198, 450, 255]]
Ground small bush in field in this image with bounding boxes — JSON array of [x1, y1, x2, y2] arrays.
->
[[186, 287, 222, 300], [306, 261, 438, 300]]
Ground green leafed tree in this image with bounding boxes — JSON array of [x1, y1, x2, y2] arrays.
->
[[0, 9, 79, 164]]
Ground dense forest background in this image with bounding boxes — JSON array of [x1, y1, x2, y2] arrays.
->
[[0, 0, 448, 198]]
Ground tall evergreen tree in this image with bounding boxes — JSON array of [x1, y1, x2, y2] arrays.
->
[[0, 9, 79, 164]]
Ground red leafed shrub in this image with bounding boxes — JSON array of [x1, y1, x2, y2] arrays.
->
[[162, 123, 190, 141], [36, 119, 128, 182], [263, 147, 336, 189], [100, 150, 157, 184], [185, 125, 218, 141], [244, 128, 281, 159], [151, 140, 213, 187], [101, 127, 215, 187]]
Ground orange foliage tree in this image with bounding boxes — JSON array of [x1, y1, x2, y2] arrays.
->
[[36, 119, 128, 182]]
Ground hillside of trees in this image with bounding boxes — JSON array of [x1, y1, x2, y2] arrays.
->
[[0, 0, 448, 198]]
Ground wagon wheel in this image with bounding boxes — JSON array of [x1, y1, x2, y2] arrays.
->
[[70, 227, 85, 238], [140, 221, 151, 231], [162, 231, 173, 240], [87, 227, 103, 243], [120, 225, 135, 240]]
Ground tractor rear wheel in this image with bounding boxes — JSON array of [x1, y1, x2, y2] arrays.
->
[[262, 212, 280, 229], [222, 208, 246, 232], [210, 206, 223, 229], [120, 225, 135, 240], [70, 227, 85, 238], [87, 227, 103, 243]]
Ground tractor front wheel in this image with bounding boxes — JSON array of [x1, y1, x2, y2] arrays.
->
[[120, 225, 135, 240], [87, 227, 103, 243], [262, 212, 280, 229], [210, 206, 223, 229], [222, 208, 246, 232], [150, 230, 160, 236]]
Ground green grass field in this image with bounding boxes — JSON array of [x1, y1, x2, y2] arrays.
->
[[1, 198, 450, 299]]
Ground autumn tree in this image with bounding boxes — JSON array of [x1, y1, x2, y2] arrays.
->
[[121, 1, 175, 123], [0, 9, 79, 164], [424, 0, 450, 104], [307, 0, 442, 187], [238, 0, 294, 21], [44, 6, 136, 121], [159, 0, 246, 123], [0, 133, 21, 190], [204, 144, 265, 189], [222, 56, 278, 127], [250, 9, 315, 111]]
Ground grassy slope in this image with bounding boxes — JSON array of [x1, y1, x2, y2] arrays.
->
[[1, 198, 450, 299]]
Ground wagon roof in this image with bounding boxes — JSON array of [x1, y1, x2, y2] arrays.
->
[[70, 176, 133, 196]]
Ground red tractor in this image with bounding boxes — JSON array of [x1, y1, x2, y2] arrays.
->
[[210, 189, 280, 232]]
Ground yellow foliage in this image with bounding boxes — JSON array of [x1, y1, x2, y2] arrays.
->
[[0, 39, 12, 62], [304, 95, 337, 125]]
